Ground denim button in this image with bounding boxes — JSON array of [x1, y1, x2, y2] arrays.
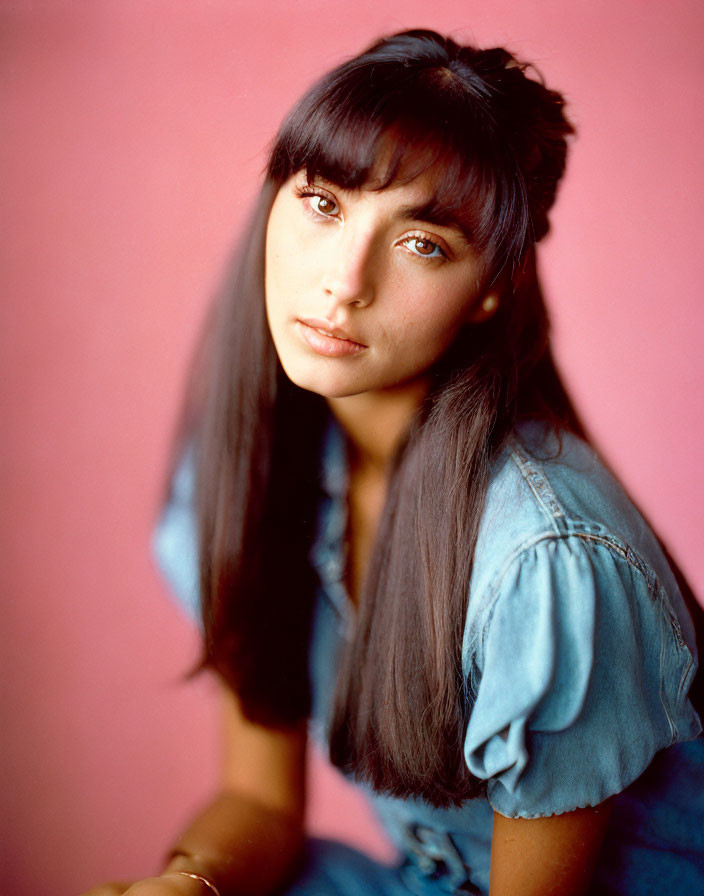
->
[[398, 823, 481, 895]]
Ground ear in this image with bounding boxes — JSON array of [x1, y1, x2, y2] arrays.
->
[[465, 287, 501, 324]]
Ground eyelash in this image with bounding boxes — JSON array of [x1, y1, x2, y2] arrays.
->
[[294, 186, 339, 219], [401, 235, 446, 260], [293, 185, 447, 261]]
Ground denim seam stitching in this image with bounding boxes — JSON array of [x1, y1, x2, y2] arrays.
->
[[509, 447, 565, 534], [658, 603, 678, 742], [475, 530, 668, 629]]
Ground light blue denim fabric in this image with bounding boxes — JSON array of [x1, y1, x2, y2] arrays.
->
[[154, 421, 704, 895]]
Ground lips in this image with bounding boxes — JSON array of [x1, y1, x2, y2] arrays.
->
[[298, 318, 367, 345], [296, 318, 367, 357]]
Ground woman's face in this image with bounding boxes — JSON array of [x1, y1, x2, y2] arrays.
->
[[265, 170, 497, 399]]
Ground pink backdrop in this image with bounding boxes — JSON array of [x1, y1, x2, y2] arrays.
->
[[2, 2, 703, 894]]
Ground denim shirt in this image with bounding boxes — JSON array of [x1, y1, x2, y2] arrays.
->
[[154, 421, 704, 895]]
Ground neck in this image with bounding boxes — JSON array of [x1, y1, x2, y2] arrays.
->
[[326, 379, 429, 471]]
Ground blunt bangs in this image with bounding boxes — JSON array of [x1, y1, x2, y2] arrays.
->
[[267, 60, 531, 276]]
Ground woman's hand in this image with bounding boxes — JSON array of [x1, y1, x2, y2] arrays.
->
[[81, 684, 306, 896], [80, 883, 132, 896], [81, 873, 206, 896]]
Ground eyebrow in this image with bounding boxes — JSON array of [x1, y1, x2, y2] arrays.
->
[[397, 198, 473, 247]]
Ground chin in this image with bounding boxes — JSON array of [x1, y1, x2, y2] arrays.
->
[[289, 374, 369, 400], [277, 359, 370, 399]]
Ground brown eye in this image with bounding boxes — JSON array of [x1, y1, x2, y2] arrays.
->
[[310, 195, 338, 216], [404, 236, 444, 259]]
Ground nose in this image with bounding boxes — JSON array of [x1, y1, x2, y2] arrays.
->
[[320, 229, 375, 310]]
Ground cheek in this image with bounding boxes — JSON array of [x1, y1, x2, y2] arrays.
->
[[266, 235, 315, 320], [265, 196, 301, 306], [392, 283, 473, 348]]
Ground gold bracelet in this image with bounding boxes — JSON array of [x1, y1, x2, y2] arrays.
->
[[169, 870, 222, 896]]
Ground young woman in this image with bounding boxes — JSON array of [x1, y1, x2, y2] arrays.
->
[[85, 28, 704, 896]]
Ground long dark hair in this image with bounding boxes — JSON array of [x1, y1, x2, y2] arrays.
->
[[178, 30, 699, 808]]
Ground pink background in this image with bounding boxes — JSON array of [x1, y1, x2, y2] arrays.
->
[[2, 2, 703, 894]]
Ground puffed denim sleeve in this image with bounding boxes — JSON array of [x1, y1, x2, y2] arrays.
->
[[151, 448, 202, 625], [463, 533, 701, 819]]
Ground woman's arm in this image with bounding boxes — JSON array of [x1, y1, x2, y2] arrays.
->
[[489, 802, 612, 896], [162, 685, 307, 894], [82, 685, 307, 896]]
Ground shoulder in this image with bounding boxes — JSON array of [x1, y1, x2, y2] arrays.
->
[[474, 422, 646, 570], [469, 421, 694, 650]]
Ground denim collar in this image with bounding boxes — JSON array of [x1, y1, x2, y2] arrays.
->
[[309, 419, 352, 624], [319, 417, 349, 499]]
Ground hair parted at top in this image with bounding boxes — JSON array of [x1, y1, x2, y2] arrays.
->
[[186, 29, 585, 808], [268, 29, 574, 278]]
